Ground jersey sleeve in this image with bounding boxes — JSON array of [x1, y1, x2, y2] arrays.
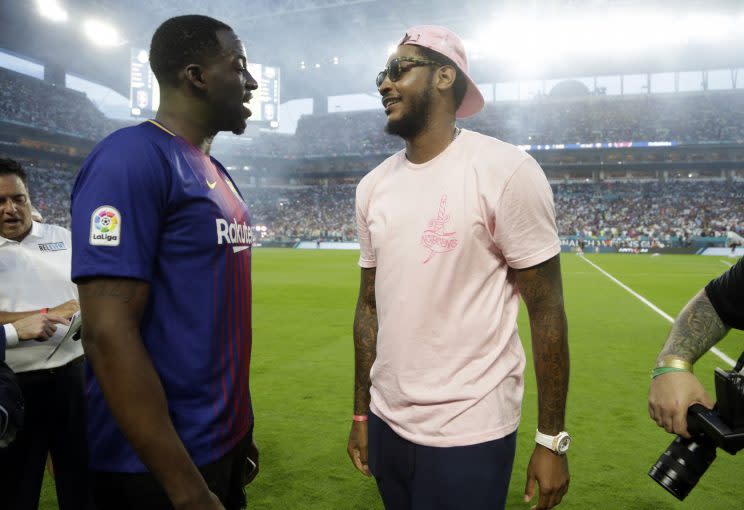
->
[[492, 156, 561, 269], [705, 257, 744, 330], [70, 132, 169, 283], [356, 178, 376, 268]]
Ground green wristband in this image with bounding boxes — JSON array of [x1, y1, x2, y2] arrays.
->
[[651, 366, 690, 379]]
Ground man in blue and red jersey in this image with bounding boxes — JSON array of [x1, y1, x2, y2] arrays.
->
[[70, 15, 259, 510]]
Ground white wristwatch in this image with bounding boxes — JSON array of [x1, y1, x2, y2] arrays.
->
[[535, 429, 571, 455]]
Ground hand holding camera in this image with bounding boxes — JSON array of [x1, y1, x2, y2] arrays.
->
[[648, 369, 715, 438], [648, 360, 744, 500]]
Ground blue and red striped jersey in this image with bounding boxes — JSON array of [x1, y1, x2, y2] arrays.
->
[[71, 120, 253, 472]]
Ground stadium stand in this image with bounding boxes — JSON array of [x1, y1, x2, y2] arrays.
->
[[245, 91, 744, 158], [10, 156, 742, 248], [0, 68, 111, 140], [1, 70, 743, 248]]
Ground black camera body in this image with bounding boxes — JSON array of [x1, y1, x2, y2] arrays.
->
[[649, 368, 744, 501]]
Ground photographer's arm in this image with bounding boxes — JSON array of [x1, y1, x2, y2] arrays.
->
[[657, 289, 730, 363], [648, 289, 730, 438]]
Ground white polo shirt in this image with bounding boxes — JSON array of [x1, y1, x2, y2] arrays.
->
[[0, 221, 82, 372]]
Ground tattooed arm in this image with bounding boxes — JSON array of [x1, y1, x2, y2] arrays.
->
[[648, 289, 729, 438], [657, 289, 730, 364], [516, 254, 570, 510], [347, 267, 377, 476], [78, 278, 223, 510]]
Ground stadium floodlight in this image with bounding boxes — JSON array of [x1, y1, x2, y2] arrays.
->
[[83, 19, 123, 47], [37, 0, 68, 22]]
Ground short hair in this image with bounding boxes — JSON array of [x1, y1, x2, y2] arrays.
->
[[150, 15, 233, 87], [0, 158, 27, 186], [415, 46, 468, 110]]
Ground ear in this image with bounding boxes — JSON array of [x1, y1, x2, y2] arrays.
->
[[183, 63, 208, 91], [435, 65, 457, 92]]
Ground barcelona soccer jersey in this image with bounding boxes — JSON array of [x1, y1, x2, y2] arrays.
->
[[71, 120, 253, 472]]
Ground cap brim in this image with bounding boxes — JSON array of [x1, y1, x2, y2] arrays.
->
[[456, 75, 484, 119]]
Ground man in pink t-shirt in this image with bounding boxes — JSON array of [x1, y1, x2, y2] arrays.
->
[[346, 26, 571, 510]]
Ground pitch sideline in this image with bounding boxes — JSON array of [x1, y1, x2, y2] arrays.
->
[[578, 255, 736, 367]]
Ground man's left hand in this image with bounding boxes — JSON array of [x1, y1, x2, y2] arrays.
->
[[524, 446, 569, 510]]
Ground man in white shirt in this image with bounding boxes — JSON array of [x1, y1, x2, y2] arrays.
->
[[0, 158, 92, 510], [347, 26, 570, 510]]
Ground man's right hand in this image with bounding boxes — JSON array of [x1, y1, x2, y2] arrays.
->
[[347, 420, 371, 476], [648, 371, 715, 438], [50, 299, 79, 320], [13, 313, 69, 341]]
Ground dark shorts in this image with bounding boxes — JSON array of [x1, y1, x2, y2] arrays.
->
[[368, 412, 517, 510], [91, 428, 253, 510]]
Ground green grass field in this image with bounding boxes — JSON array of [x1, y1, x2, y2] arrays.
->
[[40, 251, 744, 509]]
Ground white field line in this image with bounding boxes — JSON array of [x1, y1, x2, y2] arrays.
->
[[579, 255, 736, 367], [721, 260, 733, 268]]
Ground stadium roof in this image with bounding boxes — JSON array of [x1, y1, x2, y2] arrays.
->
[[2, 0, 744, 102]]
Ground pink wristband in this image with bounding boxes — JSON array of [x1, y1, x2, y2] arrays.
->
[[352, 414, 368, 422]]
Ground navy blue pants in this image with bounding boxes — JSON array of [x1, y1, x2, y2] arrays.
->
[[0, 356, 93, 510], [368, 413, 517, 510]]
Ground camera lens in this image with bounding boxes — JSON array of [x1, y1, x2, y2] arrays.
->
[[648, 435, 717, 500]]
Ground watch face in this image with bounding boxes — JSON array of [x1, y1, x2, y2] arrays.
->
[[556, 434, 571, 453]]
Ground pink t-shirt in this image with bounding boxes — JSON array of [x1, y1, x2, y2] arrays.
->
[[356, 129, 560, 447]]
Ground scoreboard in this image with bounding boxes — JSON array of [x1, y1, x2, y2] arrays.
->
[[129, 49, 159, 117], [245, 62, 280, 126], [130, 48, 280, 129]]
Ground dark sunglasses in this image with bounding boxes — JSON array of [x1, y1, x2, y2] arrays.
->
[[376, 57, 443, 88]]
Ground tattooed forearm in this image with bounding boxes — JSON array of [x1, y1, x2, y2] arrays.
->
[[658, 289, 730, 364], [516, 255, 570, 434], [353, 267, 378, 415]]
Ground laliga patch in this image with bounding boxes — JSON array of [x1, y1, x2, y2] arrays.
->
[[89, 206, 121, 246]]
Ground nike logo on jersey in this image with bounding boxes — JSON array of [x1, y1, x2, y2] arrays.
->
[[206, 179, 217, 189], [215, 218, 253, 253]]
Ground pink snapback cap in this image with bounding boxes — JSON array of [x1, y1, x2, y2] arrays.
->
[[399, 25, 484, 118]]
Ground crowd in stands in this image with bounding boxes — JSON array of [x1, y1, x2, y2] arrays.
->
[[0, 68, 111, 140], [11, 158, 743, 249], [241, 185, 357, 242], [247, 91, 744, 158], [553, 181, 743, 248], [4, 66, 744, 155], [3, 69, 743, 248], [22, 161, 75, 228]]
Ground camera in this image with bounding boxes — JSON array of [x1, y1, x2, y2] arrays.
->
[[648, 367, 744, 500]]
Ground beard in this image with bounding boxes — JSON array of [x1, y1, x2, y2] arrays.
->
[[384, 80, 435, 139], [207, 93, 248, 135], [231, 122, 247, 136]]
